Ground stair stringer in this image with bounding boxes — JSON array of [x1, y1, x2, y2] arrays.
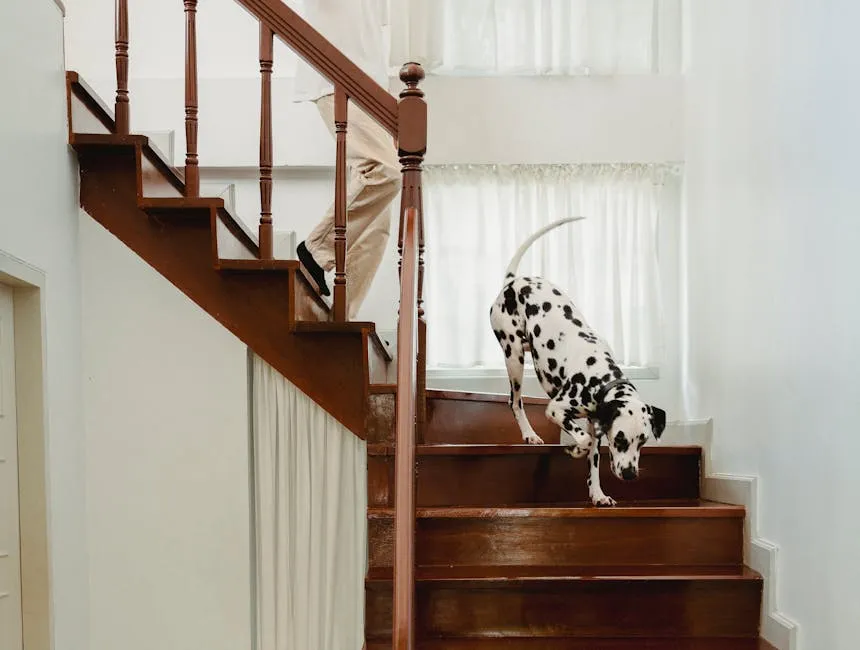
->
[[74, 138, 374, 435]]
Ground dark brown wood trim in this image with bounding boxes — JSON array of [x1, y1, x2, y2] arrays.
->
[[369, 501, 746, 520], [427, 389, 549, 406], [393, 206, 419, 650]]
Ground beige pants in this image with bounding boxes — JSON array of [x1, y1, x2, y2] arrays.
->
[[305, 94, 401, 319]]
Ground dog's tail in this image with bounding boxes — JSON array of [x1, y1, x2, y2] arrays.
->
[[504, 217, 585, 279]]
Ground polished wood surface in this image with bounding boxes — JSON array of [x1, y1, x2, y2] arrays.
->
[[333, 86, 349, 321], [183, 0, 200, 197], [393, 207, 420, 650], [258, 23, 274, 259], [425, 391, 563, 445], [396, 64, 428, 437], [366, 568, 762, 639], [114, 0, 129, 134], [367, 444, 701, 508], [368, 502, 744, 570], [368, 639, 778, 649]]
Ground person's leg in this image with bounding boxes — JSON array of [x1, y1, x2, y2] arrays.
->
[[300, 96, 400, 311]]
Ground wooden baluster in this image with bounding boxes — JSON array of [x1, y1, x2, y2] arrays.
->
[[333, 86, 349, 321], [397, 63, 428, 437], [258, 24, 274, 259], [114, 0, 130, 134], [184, 0, 200, 197]]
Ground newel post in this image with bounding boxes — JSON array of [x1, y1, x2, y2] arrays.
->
[[397, 62, 428, 437]]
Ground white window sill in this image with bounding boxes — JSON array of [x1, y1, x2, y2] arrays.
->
[[428, 365, 659, 381], [426, 365, 659, 398]]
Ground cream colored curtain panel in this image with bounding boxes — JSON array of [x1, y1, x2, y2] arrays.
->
[[251, 355, 367, 650]]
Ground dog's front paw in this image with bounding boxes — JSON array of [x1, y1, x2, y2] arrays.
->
[[524, 433, 545, 445], [564, 444, 590, 459], [591, 494, 617, 507]]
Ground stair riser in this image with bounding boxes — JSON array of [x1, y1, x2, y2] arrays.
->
[[366, 579, 762, 639], [368, 641, 774, 650], [369, 516, 743, 569], [368, 453, 699, 508], [426, 398, 560, 445]]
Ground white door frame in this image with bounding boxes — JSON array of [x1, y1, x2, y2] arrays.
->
[[0, 250, 53, 650]]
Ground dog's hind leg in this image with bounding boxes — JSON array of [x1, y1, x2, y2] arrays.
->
[[491, 303, 543, 445], [506, 344, 544, 444], [587, 427, 616, 507]]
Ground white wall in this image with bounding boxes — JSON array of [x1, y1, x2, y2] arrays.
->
[[684, 1, 860, 648], [0, 2, 91, 649], [79, 215, 253, 650]]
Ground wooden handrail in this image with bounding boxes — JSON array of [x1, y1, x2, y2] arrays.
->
[[394, 206, 419, 650], [232, 0, 398, 136]]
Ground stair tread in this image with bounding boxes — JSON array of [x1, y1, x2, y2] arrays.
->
[[367, 565, 760, 583], [368, 640, 777, 649], [139, 196, 224, 210], [218, 259, 299, 272], [367, 443, 700, 456], [368, 500, 744, 519]]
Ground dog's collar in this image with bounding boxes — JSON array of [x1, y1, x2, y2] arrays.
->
[[594, 378, 635, 405]]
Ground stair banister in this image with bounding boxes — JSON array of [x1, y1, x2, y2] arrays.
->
[[394, 206, 419, 650]]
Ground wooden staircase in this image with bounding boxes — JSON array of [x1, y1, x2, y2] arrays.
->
[[67, 71, 395, 436], [66, 2, 778, 648], [364, 391, 777, 649]]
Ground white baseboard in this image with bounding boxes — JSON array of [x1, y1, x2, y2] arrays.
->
[[701, 439, 800, 650]]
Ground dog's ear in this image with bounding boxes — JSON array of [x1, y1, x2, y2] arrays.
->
[[649, 406, 667, 439]]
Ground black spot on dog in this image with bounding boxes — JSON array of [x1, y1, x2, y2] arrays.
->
[[534, 324, 541, 338], [518, 356, 524, 364], [525, 304, 540, 317], [593, 453, 599, 467], [587, 356, 596, 366], [520, 285, 532, 299], [513, 380, 521, 392], [613, 432, 630, 453], [516, 329, 525, 339], [542, 302, 552, 312], [559, 366, 566, 379], [509, 334, 515, 342], [548, 358, 557, 371], [563, 305, 574, 319], [505, 344, 512, 358], [502, 286, 518, 315], [573, 318, 583, 327], [547, 339, 555, 350], [552, 288, 562, 296]]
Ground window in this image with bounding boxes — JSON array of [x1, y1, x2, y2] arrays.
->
[[390, 0, 683, 76], [423, 163, 678, 369]]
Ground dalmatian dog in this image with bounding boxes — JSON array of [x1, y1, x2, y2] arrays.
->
[[490, 217, 667, 506]]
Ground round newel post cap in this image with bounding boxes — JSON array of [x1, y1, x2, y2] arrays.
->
[[399, 62, 425, 88]]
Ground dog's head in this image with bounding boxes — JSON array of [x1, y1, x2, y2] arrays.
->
[[596, 398, 666, 481]]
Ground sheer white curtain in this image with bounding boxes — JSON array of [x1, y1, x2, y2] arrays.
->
[[251, 355, 367, 650], [390, 0, 682, 75], [424, 164, 675, 369]]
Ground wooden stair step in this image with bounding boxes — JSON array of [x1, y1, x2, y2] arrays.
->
[[367, 639, 777, 649], [368, 501, 744, 569], [367, 444, 700, 507], [366, 566, 762, 639], [295, 320, 394, 364], [367, 564, 752, 582]]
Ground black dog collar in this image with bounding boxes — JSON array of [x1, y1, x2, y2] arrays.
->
[[594, 378, 635, 405]]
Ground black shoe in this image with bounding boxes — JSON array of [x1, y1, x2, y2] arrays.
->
[[297, 241, 330, 296]]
